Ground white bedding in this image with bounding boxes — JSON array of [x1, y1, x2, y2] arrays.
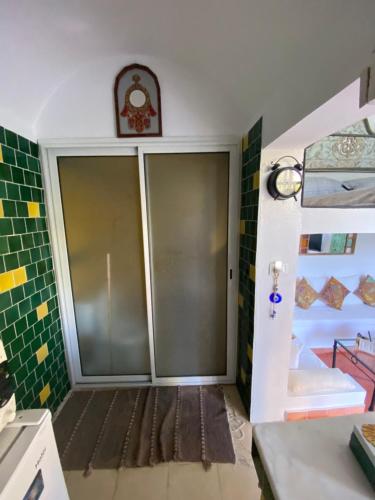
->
[[288, 368, 356, 396], [286, 346, 366, 411]]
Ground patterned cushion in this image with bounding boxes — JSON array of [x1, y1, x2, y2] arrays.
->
[[354, 275, 375, 307], [295, 278, 319, 309], [319, 277, 350, 310]]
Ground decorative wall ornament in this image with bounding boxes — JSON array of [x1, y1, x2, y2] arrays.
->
[[114, 64, 162, 137], [304, 118, 375, 171]]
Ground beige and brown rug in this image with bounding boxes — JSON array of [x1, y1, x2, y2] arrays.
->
[[53, 385, 235, 475]]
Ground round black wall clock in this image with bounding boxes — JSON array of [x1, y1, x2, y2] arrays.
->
[[267, 156, 303, 200]]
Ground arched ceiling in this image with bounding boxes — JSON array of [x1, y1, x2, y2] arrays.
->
[[2, 0, 375, 140]]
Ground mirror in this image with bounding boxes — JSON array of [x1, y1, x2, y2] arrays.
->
[[301, 116, 375, 208], [129, 89, 146, 107], [299, 233, 357, 255]]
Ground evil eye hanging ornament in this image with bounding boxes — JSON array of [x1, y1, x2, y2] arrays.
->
[[269, 268, 282, 319]]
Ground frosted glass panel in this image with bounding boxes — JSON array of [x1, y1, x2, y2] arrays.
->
[[58, 157, 150, 376], [145, 153, 229, 377]]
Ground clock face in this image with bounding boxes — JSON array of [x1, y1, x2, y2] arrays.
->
[[275, 168, 302, 196]]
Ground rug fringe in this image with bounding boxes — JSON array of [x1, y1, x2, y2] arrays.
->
[[202, 459, 212, 471], [83, 464, 93, 477]]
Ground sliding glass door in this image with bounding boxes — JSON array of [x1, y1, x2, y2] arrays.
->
[[58, 156, 150, 378], [144, 153, 229, 378], [48, 143, 238, 385]]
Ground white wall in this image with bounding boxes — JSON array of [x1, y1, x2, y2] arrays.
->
[[250, 80, 375, 423], [252, 154, 375, 423], [35, 55, 242, 139], [250, 148, 303, 423], [294, 234, 375, 348], [297, 233, 375, 281]]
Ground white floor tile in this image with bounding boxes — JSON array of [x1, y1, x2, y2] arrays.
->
[[218, 463, 261, 500], [113, 464, 168, 500], [167, 462, 222, 500], [65, 469, 118, 500]]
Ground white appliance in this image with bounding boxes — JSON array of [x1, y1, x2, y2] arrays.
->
[[0, 409, 69, 499], [0, 340, 16, 433]]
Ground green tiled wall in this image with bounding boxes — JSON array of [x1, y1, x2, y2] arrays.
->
[[237, 117, 262, 416], [0, 126, 70, 411]]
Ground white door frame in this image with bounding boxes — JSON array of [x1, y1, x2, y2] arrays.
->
[[40, 137, 240, 388]]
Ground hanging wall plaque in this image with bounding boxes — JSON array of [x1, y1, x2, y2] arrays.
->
[[114, 64, 162, 137]]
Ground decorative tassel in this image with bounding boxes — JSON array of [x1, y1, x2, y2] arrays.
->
[[173, 386, 182, 461], [83, 390, 119, 477], [83, 464, 93, 477], [118, 388, 141, 470], [203, 459, 212, 471], [199, 386, 210, 471], [61, 391, 95, 465]]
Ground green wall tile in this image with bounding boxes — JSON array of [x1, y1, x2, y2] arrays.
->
[[0, 236, 9, 254], [0, 219, 13, 235], [5, 130, 18, 149], [237, 117, 262, 417], [0, 163, 12, 182], [8, 235, 22, 252], [1, 145, 16, 165], [0, 126, 70, 413], [17, 136, 30, 155], [15, 151, 28, 169], [3, 200, 16, 217], [4, 252, 19, 271], [6, 183, 20, 200], [5, 305, 20, 326], [11, 287, 24, 304], [30, 142, 39, 159]]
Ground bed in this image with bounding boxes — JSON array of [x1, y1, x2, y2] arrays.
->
[[302, 174, 375, 207], [285, 346, 366, 419], [304, 185, 375, 207]]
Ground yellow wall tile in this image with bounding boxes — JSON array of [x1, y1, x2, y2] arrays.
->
[[0, 145, 3, 163], [39, 383, 51, 405], [36, 343, 49, 364], [247, 344, 253, 363], [249, 264, 256, 282], [13, 267, 27, 287], [0, 271, 15, 293], [253, 170, 260, 190], [0, 200, 4, 218], [240, 367, 247, 385], [242, 134, 249, 152], [27, 202, 40, 218], [36, 302, 48, 321], [240, 220, 246, 235], [238, 293, 244, 308]]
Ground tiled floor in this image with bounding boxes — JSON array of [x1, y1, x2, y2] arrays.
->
[[63, 385, 261, 500]]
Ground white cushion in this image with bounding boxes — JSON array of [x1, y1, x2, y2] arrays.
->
[[288, 368, 357, 395]]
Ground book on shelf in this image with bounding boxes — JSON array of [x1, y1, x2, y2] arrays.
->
[[349, 424, 375, 491]]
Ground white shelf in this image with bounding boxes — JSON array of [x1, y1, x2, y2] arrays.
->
[[294, 304, 375, 322]]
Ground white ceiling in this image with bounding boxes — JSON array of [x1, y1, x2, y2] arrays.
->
[[268, 80, 375, 150], [2, 0, 375, 139]]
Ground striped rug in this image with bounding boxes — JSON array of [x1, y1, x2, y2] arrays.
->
[[53, 385, 235, 474]]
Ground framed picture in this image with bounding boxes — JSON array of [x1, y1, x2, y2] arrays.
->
[[299, 233, 357, 255], [114, 64, 162, 138], [301, 118, 375, 208]]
